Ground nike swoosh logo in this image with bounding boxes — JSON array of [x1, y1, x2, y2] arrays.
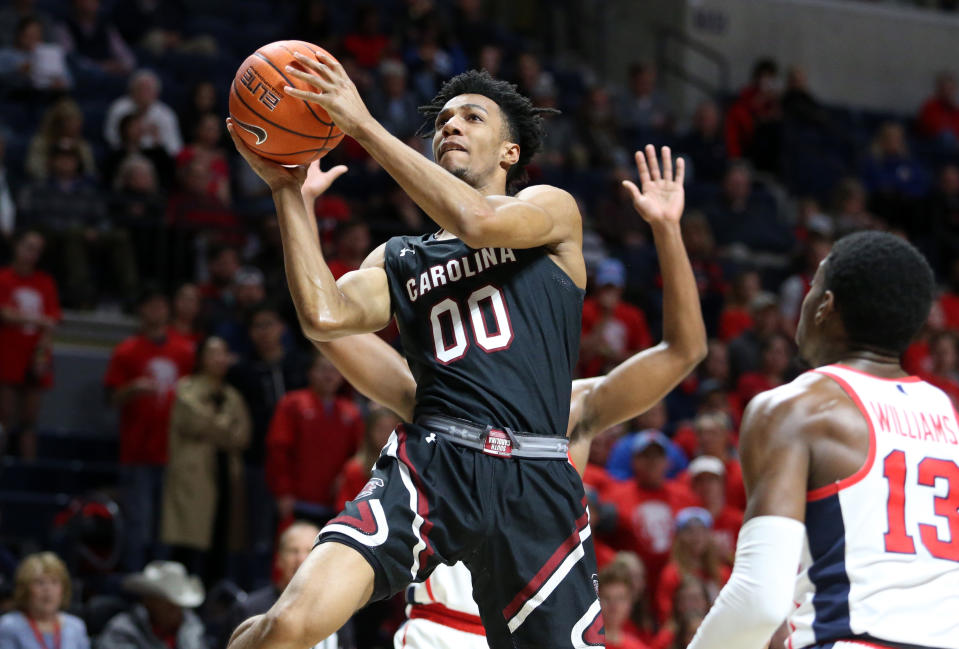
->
[[233, 117, 268, 145]]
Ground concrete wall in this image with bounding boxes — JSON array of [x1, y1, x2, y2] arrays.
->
[[681, 0, 959, 113]]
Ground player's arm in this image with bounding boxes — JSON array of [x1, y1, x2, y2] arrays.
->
[[685, 388, 810, 649], [569, 146, 706, 455], [227, 122, 391, 342], [283, 52, 582, 253]]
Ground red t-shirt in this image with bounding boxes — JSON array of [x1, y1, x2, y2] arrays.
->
[[583, 463, 615, 498], [710, 505, 744, 561], [940, 292, 959, 331], [735, 372, 781, 411], [266, 389, 364, 507], [654, 561, 731, 624], [717, 306, 752, 342], [918, 97, 959, 139], [580, 299, 652, 377], [605, 632, 651, 649], [342, 34, 389, 68], [903, 340, 931, 376], [605, 478, 697, 589], [334, 456, 371, 512], [103, 333, 196, 465], [0, 267, 60, 386]]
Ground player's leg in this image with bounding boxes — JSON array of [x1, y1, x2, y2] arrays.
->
[[393, 618, 487, 649], [228, 541, 374, 649], [467, 458, 603, 649]]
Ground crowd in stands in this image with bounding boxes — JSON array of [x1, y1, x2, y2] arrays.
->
[[1, 1, 959, 649]]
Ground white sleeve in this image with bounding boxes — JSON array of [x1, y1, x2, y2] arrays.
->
[[686, 515, 805, 649]]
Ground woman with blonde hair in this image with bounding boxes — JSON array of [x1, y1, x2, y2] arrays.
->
[[25, 99, 96, 181], [0, 552, 89, 649]]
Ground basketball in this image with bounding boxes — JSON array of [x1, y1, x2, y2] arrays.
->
[[228, 40, 344, 165]]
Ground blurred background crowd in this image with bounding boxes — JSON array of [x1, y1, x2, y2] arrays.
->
[[0, 0, 959, 649]]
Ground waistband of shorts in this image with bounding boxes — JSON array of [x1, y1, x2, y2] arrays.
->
[[416, 414, 569, 459], [408, 602, 486, 636]]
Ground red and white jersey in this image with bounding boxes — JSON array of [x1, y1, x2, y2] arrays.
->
[[403, 563, 485, 636], [789, 364, 959, 649]]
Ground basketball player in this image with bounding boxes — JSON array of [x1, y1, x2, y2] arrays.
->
[[302, 143, 705, 649], [226, 64, 602, 648], [685, 231, 959, 649]]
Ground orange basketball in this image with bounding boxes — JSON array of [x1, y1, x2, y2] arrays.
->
[[229, 40, 344, 165]]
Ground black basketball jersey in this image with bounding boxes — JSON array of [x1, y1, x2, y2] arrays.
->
[[383, 233, 584, 438]]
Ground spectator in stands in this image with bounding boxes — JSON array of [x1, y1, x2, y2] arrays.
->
[[17, 138, 108, 308], [25, 99, 95, 182], [112, 0, 216, 59], [451, 0, 504, 61], [727, 291, 783, 381], [0, 135, 15, 250], [266, 354, 364, 526], [604, 552, 662, 649], [161, 336, 251, 586], [104, 285, 195, 571], [177, 82, 220, 145], [212, 267, 268, 357], [104, 70, 182, 157], [619, 61, 670, 138], [705, 160, 792, 254], [930, 163, 959, 274], [0, 16, 71, 96], [678, 100, 727, 183], [0, 0, 55, 48], [686, 455, 742, 563], [655, 507, 729, 625], [197, 244, 240, 332], [343, 5, 389, 69], [169, 284, 201, 346], [831, 177, 881, 235], [102, 113, 175, 191], [717, 269, 760, 342], [939, 258, 959, 330], [175, 114, 230, 207], [165, 161, 239, 262], [690, 412, 745, 510], [606, 431, 696, 593], [578, 85, 627, 169], [679, 212, 725, 335], [107, 154, 165, 284], [0, 230, 59, 460], [734, 332, 793, 409], [289, 0, 338, 54], [334, 406, 401, 511], [326, 221, 371, 280], [368, 60, 422, 140], [598, 560, 650, 649], [100, 561, 204, 649], [922, 331, 959, 407], [0, 552, 88, 649], [579, 258, 652, 377], [56, 0, 134, 77], [861, 122, 930, 215], [781, 65, 831, 131], [779, 232, 832, 332], [724, 57, 783, 173], [227, 303, 309, 583], [918, 71, 959, 149]]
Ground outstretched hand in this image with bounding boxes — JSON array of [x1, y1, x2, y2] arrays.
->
[[226, 118, 307, 191], [301, 159, 348, 202], [622, 145, 685, 226]]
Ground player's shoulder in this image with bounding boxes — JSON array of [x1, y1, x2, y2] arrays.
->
[[514, 184, 580, 216], [742, 370, 851, 438]]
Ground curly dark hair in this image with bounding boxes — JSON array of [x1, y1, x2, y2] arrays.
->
[[418, 69, 558, 193], [824, 231, 934, 356]]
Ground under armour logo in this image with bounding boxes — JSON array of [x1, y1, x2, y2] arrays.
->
[[400, 248, 415, 256], [426, 433, 436, 444]]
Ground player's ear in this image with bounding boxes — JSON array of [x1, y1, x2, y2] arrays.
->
[[814, 290, 836, 326], [501, 141, 520, 166]]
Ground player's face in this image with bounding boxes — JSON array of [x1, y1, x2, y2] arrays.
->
[[432, 94, 517, 189], [275, 526, 318, 589], [796, 259, 827, 361]]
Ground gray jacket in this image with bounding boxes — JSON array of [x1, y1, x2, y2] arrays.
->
[[97, 606, 204, 649]]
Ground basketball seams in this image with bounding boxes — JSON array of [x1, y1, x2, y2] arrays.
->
[[230, 81, 332, 141], [274, 43, 339, 130]]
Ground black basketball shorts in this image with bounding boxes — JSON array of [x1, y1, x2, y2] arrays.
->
[[317, 422, 604, 649]]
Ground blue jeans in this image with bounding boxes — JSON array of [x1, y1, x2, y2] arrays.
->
[[120, 464, 166, 572]]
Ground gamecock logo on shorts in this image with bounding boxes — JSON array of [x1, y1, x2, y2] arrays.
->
[[356, 477, 385, 500]]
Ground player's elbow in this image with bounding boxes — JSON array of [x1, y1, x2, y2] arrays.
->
[[299, 312, 341, 343], [684, 335, 708, 367]]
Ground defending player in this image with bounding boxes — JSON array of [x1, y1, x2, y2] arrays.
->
[[304, 145, 705, 649], [227, 63, 594, 648], [686, 231, 959, 649]]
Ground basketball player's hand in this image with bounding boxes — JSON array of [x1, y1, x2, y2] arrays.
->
[[301, 160, 349, 203], [282, 51, 373, 136], [622, 144, 685, 226], [226, 118, 307, 190]]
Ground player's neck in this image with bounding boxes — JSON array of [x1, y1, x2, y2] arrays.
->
[[824, 349, 907, 378]]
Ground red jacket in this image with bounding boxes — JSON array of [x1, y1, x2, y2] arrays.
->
[[266, 389, 364, 507], [334, 456, 370, 512]]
